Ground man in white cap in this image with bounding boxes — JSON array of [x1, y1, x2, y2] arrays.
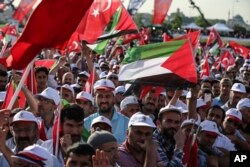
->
[[58, 84, 75, 103], [84, 79, 129, 144], [75, 91, 94, 118], [237, 98, 250, 136], [197, 120, 222, 167], [0, 110, 43, 167], [11, 144, 59, 167], [114, 86, 126, 112], [117, 112, 162, 167], [153, 106, 185, 167], [76, 71, 90, 90], [90, 116, 112, 134], [36, 87, 60, 140], [222, 83, 246, 111], [120, 95, 140, 118], [222, 108, 250, 150]]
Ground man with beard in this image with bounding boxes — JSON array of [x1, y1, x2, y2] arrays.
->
[[222, 83, 246, 111], [36, 87, 60, 141], [152, 106, 185, 167], [42, 103, 85, 166], [84, 79, 129, 144], [0, 110, 43, 167], [141, 87, 159, 116], [117, 112, 163, 167]]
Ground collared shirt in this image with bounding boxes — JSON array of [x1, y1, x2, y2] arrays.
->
[[152, 129, 184, 167], [213, 133, 236, 152], [212, 97, 227, 106], [84, 109, 129, 144], [117, 141, 144, 167]]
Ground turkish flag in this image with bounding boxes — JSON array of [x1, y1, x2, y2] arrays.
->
[[200, 57, 210, 79], [152, 0, 172, 25], [206, 28, 223, 47], [5, 0, 93, 70], [67, 32, 81, 53], [76, 0, 138, 44], [220, 50, 235, 70], [229, 41, 249, 59]]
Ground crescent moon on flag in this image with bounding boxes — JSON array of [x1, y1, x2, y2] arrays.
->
[[102, 0, 112, 12]]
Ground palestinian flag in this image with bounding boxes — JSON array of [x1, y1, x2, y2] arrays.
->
[[119, 39, 197, 88]]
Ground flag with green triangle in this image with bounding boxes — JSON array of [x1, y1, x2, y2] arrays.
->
[[119, 39, 197, 87]]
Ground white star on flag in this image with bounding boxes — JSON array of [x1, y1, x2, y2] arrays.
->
[[92, 8, 100, 17]]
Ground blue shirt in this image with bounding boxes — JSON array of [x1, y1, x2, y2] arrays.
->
[[152, 129, 184, 167], [84, 109, 129, 144]]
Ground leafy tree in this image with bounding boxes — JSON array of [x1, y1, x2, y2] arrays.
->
[[171, 14, 182, 30]]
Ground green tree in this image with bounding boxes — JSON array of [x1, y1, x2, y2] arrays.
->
[[195, 16, 208, 28], [171, 14, 182, 30], [233, 24, 246, 35]]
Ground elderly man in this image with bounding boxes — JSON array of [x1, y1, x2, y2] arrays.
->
[[84, 79, 129, 144], [117, 112, 162, 167], [153, 106, 185, 167], [120, 95, 140, 118], [0, 110, 43, 167]]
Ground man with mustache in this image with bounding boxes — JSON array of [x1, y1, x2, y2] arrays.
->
[[152, 106, 186, 167], [0, 110, 43, 167], [222, 83, 246, 111], [84, 79, 129, 144], [117, 112, 163, 167], [42, 103, 85, 166]]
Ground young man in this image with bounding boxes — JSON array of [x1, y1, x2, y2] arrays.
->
[[42, 104, 85, 166], [153, 106, 185, 167], [84, 79, 129, 144], [65, 143, 95, 167]]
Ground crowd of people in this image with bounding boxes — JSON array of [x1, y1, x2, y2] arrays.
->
[[0, 32, 249, 167]]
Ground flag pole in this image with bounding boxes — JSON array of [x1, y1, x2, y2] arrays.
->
[[55, 87, 63, 157], [7, 59, 35, 110]]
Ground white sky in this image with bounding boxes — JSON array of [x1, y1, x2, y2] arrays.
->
[[123, 0, 250, 24]]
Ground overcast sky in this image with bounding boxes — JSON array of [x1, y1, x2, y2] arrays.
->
[[123, 0, 250, 24]]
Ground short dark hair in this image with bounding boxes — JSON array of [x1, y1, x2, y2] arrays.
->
[[66, 143, 95, 160], [35, 66, 49, 76], [60, 103, 85, 124], [0, 70, 7, 77], [207, 105, 225, 121]]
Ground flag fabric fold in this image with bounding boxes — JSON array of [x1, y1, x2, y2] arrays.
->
[[5, 0, 93, 70], [119, 39, 197, 88], [229, 41, 249, 59], [76, 0, 138, 44], [206, 28, 223, 48], [152, 0, 172, 25]]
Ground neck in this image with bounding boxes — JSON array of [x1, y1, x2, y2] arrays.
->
[[43, 113, 54, 129], [219, 94, 229, 102], [99, 109, 113, 120]]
